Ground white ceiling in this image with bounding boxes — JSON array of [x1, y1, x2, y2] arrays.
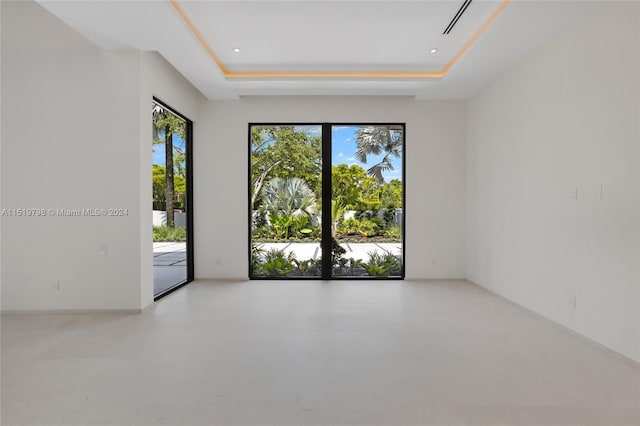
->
[[37, 0, 593, 100]]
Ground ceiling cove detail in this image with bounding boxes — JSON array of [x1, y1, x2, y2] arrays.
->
[[168, 0, 511, 81]]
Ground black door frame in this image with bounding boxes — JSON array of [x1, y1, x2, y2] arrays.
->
[[153, 97, 194, 300], [248, 122, 406, 280]]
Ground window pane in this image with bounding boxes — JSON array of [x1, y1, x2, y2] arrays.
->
[[250, 125, 323, 278], [331, 125, 404, 278]]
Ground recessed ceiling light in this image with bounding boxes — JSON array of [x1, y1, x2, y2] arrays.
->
[[429, 48, 438, 54], [233, 47, 241, 53]]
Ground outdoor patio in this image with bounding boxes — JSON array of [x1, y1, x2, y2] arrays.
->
[[153, 242, 187, 295]]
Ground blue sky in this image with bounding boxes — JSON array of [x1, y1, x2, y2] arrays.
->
[[157, 126, 403, 180], [331, 126, 403, 182], [153, 134, 185, 167]]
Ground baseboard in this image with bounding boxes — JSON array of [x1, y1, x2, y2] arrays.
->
[[194, 277, 250, 282], [1, 308, 143, 315], [465, 279, 640, 369]]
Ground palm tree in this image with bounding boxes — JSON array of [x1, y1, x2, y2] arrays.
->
[[261, 177, 318, 219], [261, 177, 318, 238], [152, 104, 185, 228], [354, 126, 403, 183]]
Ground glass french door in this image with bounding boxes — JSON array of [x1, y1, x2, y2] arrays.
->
[[249, 123, 404, 279], [152, 99, 194, 298]]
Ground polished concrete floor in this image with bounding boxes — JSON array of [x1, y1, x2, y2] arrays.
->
[[2, 280, 639, 426]]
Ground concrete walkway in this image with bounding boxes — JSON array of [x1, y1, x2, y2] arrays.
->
[[153, 242, 186, 295]]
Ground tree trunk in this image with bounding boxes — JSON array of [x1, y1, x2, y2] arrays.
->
[[164, 125, 175, 228], [251, 160, 281, 208]]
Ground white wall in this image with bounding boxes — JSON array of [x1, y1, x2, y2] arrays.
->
[[1, 1, 142, 310], [195, 97, 467, 280], [466, 2, 640, 362], [0, 1, 4, 303], [0, 1, 204, 310]]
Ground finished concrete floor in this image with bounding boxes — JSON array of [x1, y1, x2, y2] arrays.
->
[[2, 280, 639, 426]]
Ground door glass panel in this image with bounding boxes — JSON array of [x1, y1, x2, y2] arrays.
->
[[250, 125, 323, 278], [331, 125, 404, 277], [152, 102, 189, 296]]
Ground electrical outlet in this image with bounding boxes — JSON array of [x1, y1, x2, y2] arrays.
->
[[569, 187, 578, 200], [98, 244, 108, 255], [51, 280, 60, 291]]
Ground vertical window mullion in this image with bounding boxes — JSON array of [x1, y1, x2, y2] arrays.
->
[[321, 124, 332, 279]]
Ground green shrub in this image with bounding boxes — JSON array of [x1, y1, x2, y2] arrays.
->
[[362, 250, 401, 276], [337, 217, 360, 235], [331, 237, 346, 266], [358, 219, 378, 237], [383, 207, 396, 228], [262, 248, 296, 276], [337, 217, 379, 237], [384, 225, 402, 239], [252, 226, 275, 239], [251, 244, 265, 276], [153, 225, 186, 242]]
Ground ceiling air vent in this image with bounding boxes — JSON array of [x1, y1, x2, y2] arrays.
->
[[443, 0, 473, 35]]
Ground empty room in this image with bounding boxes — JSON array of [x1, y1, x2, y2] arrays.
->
[[1, 0, 639, 425]]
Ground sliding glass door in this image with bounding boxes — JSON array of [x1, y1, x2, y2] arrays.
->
[[249, 123, 404, 279]]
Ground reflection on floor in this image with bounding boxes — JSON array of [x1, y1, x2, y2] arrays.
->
[[153, 242, 186, 295]]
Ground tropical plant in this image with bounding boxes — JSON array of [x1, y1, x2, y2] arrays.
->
[[261, 177, 318, 238], [348, 257, 363, 270], [357, 219, 378, 237], [291, 215, 311, 238], [384, 225, 402, 239], [337, 217, 360, 236], [355, 126, 403, 183], [269, 213, 294, 239], [262, 248, 296, 276], [307, 258, 322, 275], [382, 206, 396, 228], [336, 217, 378, 237], [362, 250, 401, 276], [251, 244, 265, 275], [331, 237, 347, 267], [153, 225, 186, 242], [294, 258, 312, 275]]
